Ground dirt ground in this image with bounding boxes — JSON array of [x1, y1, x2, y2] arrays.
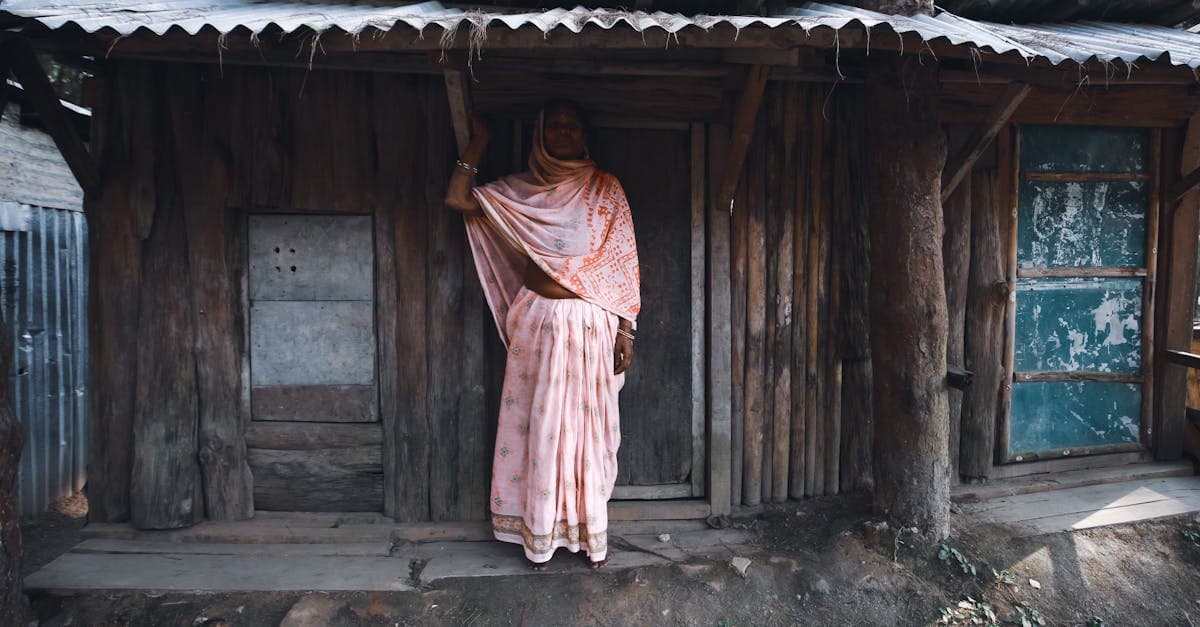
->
[[17, 494, 1200, 626]]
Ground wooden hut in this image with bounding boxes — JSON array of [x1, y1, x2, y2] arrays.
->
[[3, 0, 1200, 537]]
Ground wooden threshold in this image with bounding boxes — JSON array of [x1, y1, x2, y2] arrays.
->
[[987, 450, 1153, 480], [953, 460, 1193, 503]]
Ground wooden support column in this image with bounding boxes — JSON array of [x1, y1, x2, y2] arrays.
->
[[1156, 112, 1200, 460], [942, 166, 971, 483], [130, 65, 202, 529], [171, 67, 254, 520], [3, 37, 99, 193], [443, 63, 472, 154], [707, 123, 734, 518], [941, 82, 1029, 202], [961, 167, 1008, 479], [717, 65, 770, 211], [866, 57, 950, 537]]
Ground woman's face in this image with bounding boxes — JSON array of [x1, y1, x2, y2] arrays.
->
[[543, 105, 587, 160]]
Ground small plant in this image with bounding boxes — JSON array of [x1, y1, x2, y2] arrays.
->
[[893, 527, 906, 562], [939, 544, 977, 577], [992, 568, 1018, 586], [1001, 603, 1046, 626], [936, 597, 997, 626], [1182, 528, 1200, 548], [1087, 618, 1105, 627]]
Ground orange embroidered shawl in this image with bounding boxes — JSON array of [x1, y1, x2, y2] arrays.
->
[[465, 113, 641, 346]]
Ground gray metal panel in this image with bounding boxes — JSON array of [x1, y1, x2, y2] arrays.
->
[[0, 202, 88, 518], [248, 214, 373, 302], [249, 300, 375, 386], [5, 1, 1200, 69]]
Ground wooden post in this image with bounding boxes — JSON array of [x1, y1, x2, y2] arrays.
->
[[805, 86, 826, 497], [788, 83, 811, 499], [0, 307, 25, 623], [171, 67, 255, 521], [130, 65, 203, 530], [707, 123, 733, 518], [961, 168, 1007, 480], [941, 82, 1030, 203], [943, 167, 972, 483], [1156, 116, 1200, 460], [836, 85, 873, 494], [743, 124, 767, 507], [866, 57, 950, 537], [771, 85, 797, 503], [87, 62, 146, 523], [3, 37, 99, 193]]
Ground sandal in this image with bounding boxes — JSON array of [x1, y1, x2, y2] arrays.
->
[[528, 558, 549, 572]]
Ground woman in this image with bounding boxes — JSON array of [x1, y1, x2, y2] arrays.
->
[[444, 100, 640, 570]]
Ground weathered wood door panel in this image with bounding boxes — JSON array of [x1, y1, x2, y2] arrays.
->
[[245, 213, 383, 511], [1004, 126, 1156, 462], [591, 126, 704, 495]]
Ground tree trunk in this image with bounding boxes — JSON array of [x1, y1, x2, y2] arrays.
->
[[0, 308, 26, 625], [866, 57, 950, 538]]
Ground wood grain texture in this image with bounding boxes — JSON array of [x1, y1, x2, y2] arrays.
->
[[707, 123, 734, 516], [130, 64, 202, 530], [836, 85, 873, 494], [866, 58, 950, 537], [171, 66, 254, 521], [770, 85, 795, 503], [943, 169, 972, 483], [248, 446, 384, 512], [961, 169, 1008, 480], [729, 130, 748, 508], [85, 61, 145, 523], [370, 73, 429, 521], [245, 422, 383, 450], [788, 85, 811, 499], [742, 116, 767, 507]]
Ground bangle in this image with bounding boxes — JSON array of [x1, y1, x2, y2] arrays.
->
[[456, 160, 479, 174], [617, 328, 635, 341]]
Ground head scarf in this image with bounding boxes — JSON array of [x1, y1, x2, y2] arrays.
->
[[465, 108, 641, 345]]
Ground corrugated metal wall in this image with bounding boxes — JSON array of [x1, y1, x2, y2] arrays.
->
[[0, 201, 88, 518], [0, 103, 89, 519]]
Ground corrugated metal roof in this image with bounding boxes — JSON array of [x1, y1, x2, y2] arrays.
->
[[3, 1, 1200, 69]]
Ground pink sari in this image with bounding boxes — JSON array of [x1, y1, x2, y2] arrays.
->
[[465, 113, 640, 563]]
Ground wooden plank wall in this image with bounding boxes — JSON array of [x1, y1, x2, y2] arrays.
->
[[88, 61, 493, 525], [729, 83, 873, 506]]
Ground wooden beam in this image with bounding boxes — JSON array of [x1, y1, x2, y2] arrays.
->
[[443, 62, 472, 154], [2, 37, 98, 193], [717, 65, 770, 212], [1158, 111, 1200, 461], [1171, 165, 1200, 205], [941, 82, 1030, 203]]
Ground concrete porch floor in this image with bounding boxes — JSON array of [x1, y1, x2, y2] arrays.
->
[[25, 515, 754, 593]]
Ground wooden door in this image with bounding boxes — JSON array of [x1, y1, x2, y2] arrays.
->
[[1002, 126, 1158, 462], [591, 124, 706, 499]]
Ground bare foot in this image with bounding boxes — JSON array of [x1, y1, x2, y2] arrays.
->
[[528, 558, 549, 572], [588, 557, 609, 570]]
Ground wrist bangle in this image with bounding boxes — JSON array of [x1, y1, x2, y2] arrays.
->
[[617, 328, 635, 341], [456, 160, 479, 174]]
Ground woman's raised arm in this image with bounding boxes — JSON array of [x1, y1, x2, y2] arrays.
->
[[444, 113, 491, 217]]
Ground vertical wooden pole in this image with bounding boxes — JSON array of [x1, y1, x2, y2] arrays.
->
[[706, 123, 733, 517], [1157, 114, 1200, 460], [837, 85, 873, 494], [175, 66, 254, 521], [1142, 129, 1162, 451], [789, 84, 810, 499], [960, 168, 1007, 480], [762, 89, 780, 502], [691, 123, 708, 498], [805, 86, 826, 497], [866, 57, 950, 537], [821, 102, 841, 497], [743, 122, 767, 507], [997, 127, 1019, 463], [943, 167, 972, 484], [771, 85, 796, 503], [728, 138, 747, 508]]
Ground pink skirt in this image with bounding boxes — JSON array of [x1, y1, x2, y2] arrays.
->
[[489, 287, 624, 563]]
